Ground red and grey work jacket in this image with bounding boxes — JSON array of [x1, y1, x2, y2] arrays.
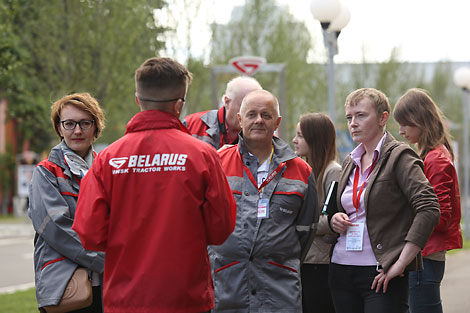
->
[[183, 106, 237, 149], [209, 135, 319, 313], [28, 141, 104, 308]]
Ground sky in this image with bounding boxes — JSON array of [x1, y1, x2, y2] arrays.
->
[[287, 0, 470, 63], [168, 0, 470, 64]]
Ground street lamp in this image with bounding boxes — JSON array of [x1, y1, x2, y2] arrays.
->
[[310, 0, 350, 125], [453, 66, 470, 240]]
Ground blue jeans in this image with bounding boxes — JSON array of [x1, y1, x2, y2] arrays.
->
[[409, 258, 445, 313], [329, 263, 409, 313]]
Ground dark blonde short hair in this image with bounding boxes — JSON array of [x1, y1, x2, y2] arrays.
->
[[345, 88, 390, 117], [51, 92, 105, 139]]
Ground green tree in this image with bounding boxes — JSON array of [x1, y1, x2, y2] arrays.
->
[[155, 0, 216, 115], [183, 57, 212, 116], [424, 62, 461, 123], [210, 0, 324, 138], [0, 2, 22, 96], [1, 0, 167, 152]]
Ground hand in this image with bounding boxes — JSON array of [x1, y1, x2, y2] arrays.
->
[[371, 260, 405, 293], [330, 212, 353, 234]]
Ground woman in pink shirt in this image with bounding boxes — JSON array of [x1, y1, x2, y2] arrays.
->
[[394, 88, 463, 313], [329, 88, 440, 313]]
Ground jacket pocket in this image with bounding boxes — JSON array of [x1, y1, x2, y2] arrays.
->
[[270, 194, 301, 224], [41, 257, 68, 271], [267, 261, 297, 273], [36, 256, 77, 308], [214, 261, 241, 274]]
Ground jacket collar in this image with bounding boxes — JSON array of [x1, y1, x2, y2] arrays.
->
[[126, 110, 191, 135], [379, 132, 401, 160], [339, 131, 401, 214], [48, 141, 68, 169], [345, 132, 399, 168], [200, 109, 221, 141], [238, 134, 297, 165], [47, 141, 80, 181]]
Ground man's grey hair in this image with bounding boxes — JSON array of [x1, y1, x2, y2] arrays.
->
[[225, 76, 262, 100], [240, 90, 280, 116]]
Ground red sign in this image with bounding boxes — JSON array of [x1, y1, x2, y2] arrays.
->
[[229, 56, 266, 76]]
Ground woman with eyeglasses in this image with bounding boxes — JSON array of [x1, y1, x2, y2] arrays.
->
[[28, 92, 106, 313]]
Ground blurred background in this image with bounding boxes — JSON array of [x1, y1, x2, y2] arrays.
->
[[1, 0, 470, 231]]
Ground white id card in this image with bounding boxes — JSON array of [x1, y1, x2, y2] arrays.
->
[[257, 198, 269, 219], [346, 222, 364, 251]]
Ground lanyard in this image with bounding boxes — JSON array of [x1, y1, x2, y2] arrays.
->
[[241, 148, 285, 194], [218, 107, 238, 145], [352, 158, 377, 213]]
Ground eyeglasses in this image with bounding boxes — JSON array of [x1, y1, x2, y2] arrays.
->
[[60, 119, 95, 130]]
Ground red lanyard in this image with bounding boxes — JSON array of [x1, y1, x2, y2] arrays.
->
[[352, 158, 377, 213], [241, 154, 286, 194]]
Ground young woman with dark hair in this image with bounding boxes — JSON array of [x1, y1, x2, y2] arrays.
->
[[293, 112, 340, 313], [394, 88, 463, 313]]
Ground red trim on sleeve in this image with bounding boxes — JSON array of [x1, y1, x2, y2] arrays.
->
[[61, 191, 79, 197], [41, 257, 67, 271]]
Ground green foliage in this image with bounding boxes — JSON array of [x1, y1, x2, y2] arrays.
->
[[0, 3, 22, 92], [184, 57, 212, 115], [0, 0, 167, 152], [0, 288, 37, 313], [210, 0, 325, 136], [426, 62, 461, 124], [0, 148, 16, 194], [336, 54, 462, 139], [1, 0, 465, 166]]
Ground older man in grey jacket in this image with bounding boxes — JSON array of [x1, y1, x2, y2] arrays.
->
[[209, 90, 319, 313]]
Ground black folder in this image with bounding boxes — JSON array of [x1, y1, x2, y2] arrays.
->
[[323, 181, 338, 232]]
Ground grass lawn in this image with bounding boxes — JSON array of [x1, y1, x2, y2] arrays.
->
[[0, 288, 37, 313], [0, 215, 30, 223], [0, 215, 20, 222]]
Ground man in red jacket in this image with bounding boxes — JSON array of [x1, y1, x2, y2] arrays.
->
[[183, 76, 262, 149], [73, 57, 236, 313]]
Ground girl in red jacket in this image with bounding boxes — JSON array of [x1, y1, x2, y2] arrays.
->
[[394, 88, 463, 313]]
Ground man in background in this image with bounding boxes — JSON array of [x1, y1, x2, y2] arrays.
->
[[183, 76, 262, 149]]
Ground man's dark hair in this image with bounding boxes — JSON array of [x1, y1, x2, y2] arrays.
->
[[135, 57, 192, 95]]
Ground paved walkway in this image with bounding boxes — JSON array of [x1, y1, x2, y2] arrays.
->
[[0, 219, 34, 239], [441, 249, 470, 313]]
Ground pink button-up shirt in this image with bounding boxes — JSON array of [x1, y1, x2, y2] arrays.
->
[[331, 133, 386, 266]]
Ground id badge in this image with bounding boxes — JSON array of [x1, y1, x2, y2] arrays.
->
[[257, 198, 270, 219], [346, 222, 364, 251]]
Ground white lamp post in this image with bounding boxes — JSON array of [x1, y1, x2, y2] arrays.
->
[[453, 66, 470, 240], [310, 0, 350, 125]]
